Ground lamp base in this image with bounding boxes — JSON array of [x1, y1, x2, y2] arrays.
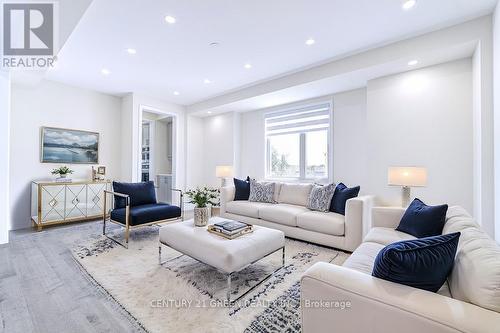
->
[[220, 177, 227, 188], [401, 186, 411, 207]]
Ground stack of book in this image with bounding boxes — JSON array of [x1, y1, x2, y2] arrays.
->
[[208, 220, 253, 239]]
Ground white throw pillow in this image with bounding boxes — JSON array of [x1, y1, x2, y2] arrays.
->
[[260, 181, 282, 203], [307, 183, 336, 212], [278, 183, 313, 206], [248, 180, 275, 203]]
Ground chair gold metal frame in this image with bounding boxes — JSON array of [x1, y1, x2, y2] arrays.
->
[[102, 189, 184, 249]]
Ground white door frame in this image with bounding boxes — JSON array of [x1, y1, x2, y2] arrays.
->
[[137, 104, 177, 188]]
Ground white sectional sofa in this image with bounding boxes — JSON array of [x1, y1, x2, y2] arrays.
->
[[220, 183, 373, 252], [301, 206, 500, 333]]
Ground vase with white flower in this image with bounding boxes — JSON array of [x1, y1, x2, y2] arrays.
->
[[185, 187, 219, 227]]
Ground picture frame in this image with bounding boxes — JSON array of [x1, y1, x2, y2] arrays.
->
[[97, 166, 106, 175], [40, 126, 99, 164]]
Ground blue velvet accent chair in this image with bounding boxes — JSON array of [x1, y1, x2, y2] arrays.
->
[[103, 181, 183, 248]]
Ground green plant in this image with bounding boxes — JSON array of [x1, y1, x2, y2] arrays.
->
[[271, 147, 290, 176], [185, 187, 219, 208], [51, 166, 74, 176]]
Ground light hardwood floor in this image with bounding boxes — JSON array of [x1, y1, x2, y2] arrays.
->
[[2, 221, 147, 333]]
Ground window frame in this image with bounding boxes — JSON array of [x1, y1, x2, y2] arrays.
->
[[264, 101, 332, 183]]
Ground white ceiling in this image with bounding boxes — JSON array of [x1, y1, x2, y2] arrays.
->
[[191, 41, 477, 115], [45, 0, 497, 106]]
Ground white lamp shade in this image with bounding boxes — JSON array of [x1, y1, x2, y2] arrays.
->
[[388, 167, 427, 187], [215, 165, 233, 178]]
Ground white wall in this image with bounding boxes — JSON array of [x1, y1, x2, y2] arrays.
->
[[494, 2, 500, 242], [10, 80, 122, 230], [472, 46, 483, 230], [0, 71, 11, 243], [120, 93, 133, 181], [473, 16, 495, 238], [202, 112, 238, 187], [240, 109, 266, 181], [366, 59, 473, 212], [185, 115, 205, 188], [332, 88, 368, 189]]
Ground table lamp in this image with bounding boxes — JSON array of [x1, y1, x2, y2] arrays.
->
[[216, 165, 233, 187], [388, 167, 427, 207]]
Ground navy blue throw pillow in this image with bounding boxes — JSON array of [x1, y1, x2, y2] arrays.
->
[[329, 183, 360, 215], [396, 198, 448, 238], [233, 176, 251, 201], [372, 232, 460, 292], [113, 181, 157, 208]]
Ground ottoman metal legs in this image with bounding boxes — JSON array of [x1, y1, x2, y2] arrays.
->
[[159, 242, 285, 304], [225, 246, 285, 303]]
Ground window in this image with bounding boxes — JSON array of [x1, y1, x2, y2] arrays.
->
[[265, 102, 331, 181]]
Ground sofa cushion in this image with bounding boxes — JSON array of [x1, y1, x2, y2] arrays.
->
[[258, 204, 309, 227], [249, 180, 275, 203], [307, 183, 336, 212], [225, 201, 274, 218], [233, 177, 250, 200], [111, 203, 181, 226], [448, 226, 500, 313], [272, 182, 282, 203], [372, 232, 460, 293], [329, 183, 360, 215], [442, 205, 478, 234], [278, 183, 313, 206], [343, 242, 385, 275], [396, 198, 448, 238], [296, 211, 345, 236], [364, 227, 416, 246], [113, 181, 157, 208]]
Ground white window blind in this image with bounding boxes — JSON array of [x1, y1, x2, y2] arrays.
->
[[265, 103, 331, 136]]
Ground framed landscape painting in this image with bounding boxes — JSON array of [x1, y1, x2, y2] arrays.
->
[[41, 127, 99, 164]]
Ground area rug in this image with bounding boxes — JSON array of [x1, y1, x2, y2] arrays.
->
[[72, 227, 349, 333]]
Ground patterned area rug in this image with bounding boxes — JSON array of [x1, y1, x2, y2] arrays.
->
[[73, 226, 349, 333]]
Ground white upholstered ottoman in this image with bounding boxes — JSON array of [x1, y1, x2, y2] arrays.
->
[[158, 217, 285, 302]]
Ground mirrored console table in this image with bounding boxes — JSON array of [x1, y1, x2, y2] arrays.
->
[[31, 179, 111, 231]]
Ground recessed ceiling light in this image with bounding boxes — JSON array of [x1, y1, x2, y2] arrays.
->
[[173, 91, 180, 96], [207, 111, 212, 114], [244, 63, 252, 69], [402, 0, 416, 10], [408, 60, 418, 66], [305, 38, 315, 46], [165, 15, 176, 24], [126, 48, 137, 55], [204, 79, 212, 84], [101, 68, 110, 75], [209, 42, 220, 47]]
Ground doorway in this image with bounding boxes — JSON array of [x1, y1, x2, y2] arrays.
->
[[139, 108, 175, 204]]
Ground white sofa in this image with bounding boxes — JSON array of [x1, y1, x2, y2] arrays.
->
[[220, 183, 373, 252], [301, 206, 500, 333]]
